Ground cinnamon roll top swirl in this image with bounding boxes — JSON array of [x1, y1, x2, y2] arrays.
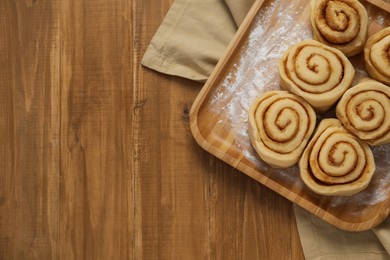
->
[[336, 79, 390, 146], [311, 0, 368, 57], [279, 40, 355, 113], [299, 119, 375, 196], [364, 27, 390, 85], [248, 91, 316, 168]]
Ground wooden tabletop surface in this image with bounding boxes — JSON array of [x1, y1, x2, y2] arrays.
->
[[0, 0, 304, 258]]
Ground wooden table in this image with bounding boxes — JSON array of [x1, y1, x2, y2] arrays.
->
[[0, 0, 304, 258]]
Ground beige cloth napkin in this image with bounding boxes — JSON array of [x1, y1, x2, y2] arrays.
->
[[141, 0, 390, 259], [142, 0, 238, 82]]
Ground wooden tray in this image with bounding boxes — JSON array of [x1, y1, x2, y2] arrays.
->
[[190, 0, 390, 231]]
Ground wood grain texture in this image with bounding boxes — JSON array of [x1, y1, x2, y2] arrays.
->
[[190, 0, 390, 232], [365, 0, 390, 13], [0, 0, 60, 259], [135, 0, 304, 258], [133, 2, 210, 258], [60, 0, 133, 259], [0, 0, 305, 259]]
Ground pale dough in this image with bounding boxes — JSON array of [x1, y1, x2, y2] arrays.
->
[[364, 27, 390, 85], [311, 0, 368, 57], [279, 39, 355, 113], [248, 91, 316, 168], [336, 79, 390, 146], [299, 118, 375, 196]]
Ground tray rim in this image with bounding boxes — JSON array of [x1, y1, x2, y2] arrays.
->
[[189, 0, 390, 231]]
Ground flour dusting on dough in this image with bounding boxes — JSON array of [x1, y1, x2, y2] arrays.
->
[[209, 0, 390, 211], [211, 0, 311, 180]]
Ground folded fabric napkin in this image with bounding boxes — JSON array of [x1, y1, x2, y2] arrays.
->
[[142, 0, 390, 258], [142, 0, 238, 82]]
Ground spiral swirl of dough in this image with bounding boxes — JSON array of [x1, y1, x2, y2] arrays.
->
[[336, 79, 390, 146], [248, 91, 316, 168], [311, 0, 368, 57], [364, 27, 390, 85], [279, 40, 355, 113], [299, 119, 375, 196]]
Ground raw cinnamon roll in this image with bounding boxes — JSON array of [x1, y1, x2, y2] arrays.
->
[[248, 91, 316, 168], [299, 119, 375, 196], [311, 0, 368, 57], [336, 79, 390, 146], [279, 39, 355, 113], [364, 27, 390, 85]]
